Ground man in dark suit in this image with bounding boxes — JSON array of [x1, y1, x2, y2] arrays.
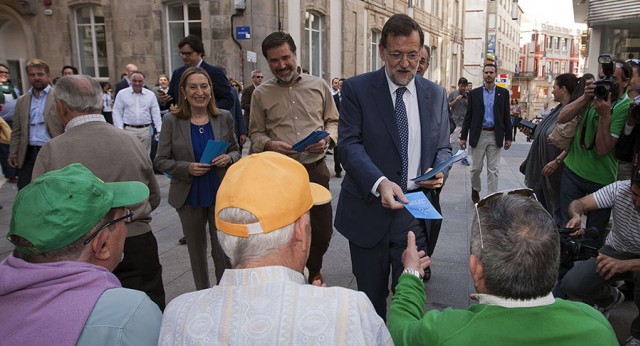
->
[[332, 78, 344, 178], [460, 63, 512, 203], [240, 70, 263, 130], [335, 14, 452, 319], [113, 64, 138, 99], [167, 35, 234, 111]]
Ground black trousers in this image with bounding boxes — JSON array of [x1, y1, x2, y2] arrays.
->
[[349, 209, 428, 319], [304, 159, 333, 279], [113, 231, 166, 310], [17, 145, 40, 190]]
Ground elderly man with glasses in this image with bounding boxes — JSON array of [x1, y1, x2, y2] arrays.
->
[[388, 189, 617, 345], [0, 163, 162, 346], [32, 74, 165, 310]]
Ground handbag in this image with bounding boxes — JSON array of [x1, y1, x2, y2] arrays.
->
[[548, 115, 581, 151], [0, 117, 11, 145]]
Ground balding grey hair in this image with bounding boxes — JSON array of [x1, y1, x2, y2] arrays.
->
[[54, 75, 103, 114], [470, 194, 559, 300]]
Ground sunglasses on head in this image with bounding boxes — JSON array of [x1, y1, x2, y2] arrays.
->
[[474, 188, 536, 249]]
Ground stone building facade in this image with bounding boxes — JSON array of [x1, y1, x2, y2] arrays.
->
[[0, 0, 464, 92]]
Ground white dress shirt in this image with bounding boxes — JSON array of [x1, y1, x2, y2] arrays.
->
[[112, 87, 161, 132]]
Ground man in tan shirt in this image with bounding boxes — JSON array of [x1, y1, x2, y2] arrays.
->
[[249, 31, 338, 284]]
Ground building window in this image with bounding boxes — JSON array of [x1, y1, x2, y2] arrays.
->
[[431, 0, 440, 17], [370, 30, 381, 71], [561, 61, 567, 73], [546, 61, 551, 77], [552, 37, 558, 50], [75, 6, 107, 77], [553, 61, 559, 74], [304, 11, 323, 77], [167, 2, 202, 72]]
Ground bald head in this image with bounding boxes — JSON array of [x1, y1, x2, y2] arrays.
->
[[125, 64, 138, 78]]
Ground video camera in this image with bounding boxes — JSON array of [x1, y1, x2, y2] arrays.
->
[[559, 227, 600, 262], [631, 95, 640, 122], [594, 55, 620, 102]]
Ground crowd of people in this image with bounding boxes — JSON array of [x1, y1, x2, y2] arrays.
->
[[0, 12, 638, 345]]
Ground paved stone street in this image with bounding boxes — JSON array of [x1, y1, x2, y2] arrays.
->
[[0, 141, 635, 343]]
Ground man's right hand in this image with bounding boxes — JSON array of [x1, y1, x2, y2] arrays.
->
[[264, 140, 297, 155], [459, 139, 467, 150], [188, 162, 212, 176], [377, 178, 408, 210], [7, 156, 17, 168], [401, 231, 431, 278]]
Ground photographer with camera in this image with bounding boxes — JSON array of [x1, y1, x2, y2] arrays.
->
[[615, 59, 640, 181], [556, 57, 633, 242], [561, 167, 640, 345]]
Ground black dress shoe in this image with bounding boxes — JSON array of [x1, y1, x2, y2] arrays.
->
[[423, 267, 431, 282], [335, 172, 342, 178], [179, 236, 187, 245], [471, 190, 480, 204]]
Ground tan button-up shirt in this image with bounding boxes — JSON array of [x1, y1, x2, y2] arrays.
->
[[249, 73, 338, 164]]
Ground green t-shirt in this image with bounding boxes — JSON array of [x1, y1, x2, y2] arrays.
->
[[388, 275, 618, 346], [564, 92, 632, 185]]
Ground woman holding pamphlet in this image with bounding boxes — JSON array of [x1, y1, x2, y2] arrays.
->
[[155, 67, 240, 290]]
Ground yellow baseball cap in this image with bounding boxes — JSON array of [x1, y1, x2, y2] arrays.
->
[[215, 152, 331, 237]]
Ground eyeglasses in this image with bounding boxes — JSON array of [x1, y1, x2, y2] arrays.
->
[[178, 51, 195, 57], [83, 208, 134, 245], [474, 188, 535, 249], [253, 76, 264, 79], [0, 71, 9, 75], [385, 49, 420, 62]]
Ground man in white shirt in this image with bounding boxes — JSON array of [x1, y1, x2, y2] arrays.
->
[[112, 71, 161, 155], [159, 152, 391, 345]]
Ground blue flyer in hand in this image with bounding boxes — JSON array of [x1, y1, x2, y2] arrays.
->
[[411, 149, 467, 182], [200, 140, 229, 164], [292, 130, 330, 152], [402, 192, 443, 219]]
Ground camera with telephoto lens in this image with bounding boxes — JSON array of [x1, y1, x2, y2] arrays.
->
[[593, 55, 620, 102], [559, 227, 600, 262], [631, 95, 640, 122], [462, 91, 469, 99]]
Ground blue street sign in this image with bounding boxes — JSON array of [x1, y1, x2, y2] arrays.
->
[[236, 26, 251, 40]]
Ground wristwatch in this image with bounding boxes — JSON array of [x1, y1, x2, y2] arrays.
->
[[555, 158, 563, 165], [402, 268, 422, 280]]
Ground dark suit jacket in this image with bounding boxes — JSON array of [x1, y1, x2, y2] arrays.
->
[[168, 61, 234, 111], [460, 85, 512, 148], [229, 86, 247, 138], [154, 110, 240, 209], [333, 92, 341, 112], [240, 84, 255, 118], [113, 79, 130, 100], [334, 68, 452, 247]]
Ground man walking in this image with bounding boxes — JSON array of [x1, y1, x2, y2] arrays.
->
[[240, 70, 263, 133], [8, 59, 64, 189], [33, 75, 165, 310], [460, 63, 512, 203], [249, 31, 338, 284], [112, 71, 162, 155], [335, 14, 451, 318]]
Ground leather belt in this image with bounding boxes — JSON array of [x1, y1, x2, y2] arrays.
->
[[302, 158, 325, 169], [124, 123, 151, 128], [482, 127, 495, 131], [28, 145, 42, 152]]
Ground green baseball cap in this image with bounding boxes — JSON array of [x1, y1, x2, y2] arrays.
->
[[8, 163, 150, 255]]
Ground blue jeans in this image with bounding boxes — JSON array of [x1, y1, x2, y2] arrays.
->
[[559, 168, 610, 244], [562, 245, 640, 338]]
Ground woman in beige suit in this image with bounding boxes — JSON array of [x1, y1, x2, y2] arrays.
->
[[155, 67, 239, 290]]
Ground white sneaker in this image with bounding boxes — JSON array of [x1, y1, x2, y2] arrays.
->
[[625, 336, 640, 346], [597, 288, 625, 318]]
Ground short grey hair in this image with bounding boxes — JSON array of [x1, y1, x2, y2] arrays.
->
[[251, 70, 262, 77], [54, 75, 103, 114], [470, 194, 559, 299], [217, 207, 297, 267]]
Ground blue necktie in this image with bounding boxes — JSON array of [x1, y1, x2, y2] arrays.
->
[[395, 87, 409, 192]]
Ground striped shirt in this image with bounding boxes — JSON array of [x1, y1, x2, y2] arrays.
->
[[594, 180, 640, 254]]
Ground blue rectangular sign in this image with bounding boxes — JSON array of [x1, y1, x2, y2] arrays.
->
[[236, 26, 251, 40]]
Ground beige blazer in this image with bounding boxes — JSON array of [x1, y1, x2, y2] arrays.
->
[[9, 89, 64, 168], [154, 110, 240, 209]]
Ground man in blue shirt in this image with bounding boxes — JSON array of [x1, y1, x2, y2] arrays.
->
[[460, 63, 512, 203], [8, 59, 63, 189]]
